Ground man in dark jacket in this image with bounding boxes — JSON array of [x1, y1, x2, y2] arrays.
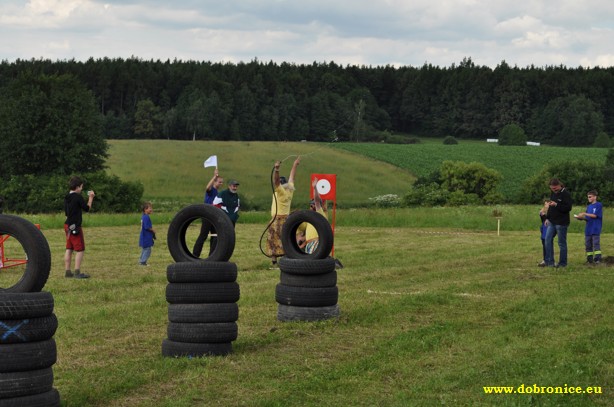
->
[[213, 180, 240, 226], [544, 178, 573, 267], [64, 176, 95, 278]]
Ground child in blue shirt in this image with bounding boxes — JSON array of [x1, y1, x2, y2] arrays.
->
[[575, 190, 603, 264], [139, 202, 156, 266]]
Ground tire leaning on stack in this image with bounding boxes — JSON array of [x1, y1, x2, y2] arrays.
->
[[276, 211, 340, 322], [163, 204, 240, 358]]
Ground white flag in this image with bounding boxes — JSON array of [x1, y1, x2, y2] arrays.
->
[[204, 155, 218, 168]]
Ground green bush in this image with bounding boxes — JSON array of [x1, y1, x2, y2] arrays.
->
[[439, 161, 502, 199], [498, 123, 527, 146], [593, 132, 611, 148], [517, 160, 611, 205], [405, 161, 503, 207], [379, 133, 421, 144], [446, 191, 481, 206], [0, 172, 144, 213], [403, 183, 449, 207], [443, 136, 458, 145]]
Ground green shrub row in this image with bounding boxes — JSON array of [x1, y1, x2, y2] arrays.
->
[[0, 171, 144, 213]]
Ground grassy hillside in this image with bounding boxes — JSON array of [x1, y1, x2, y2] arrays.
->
[[333, 141, 609, 200], [105, 140, 415, 210]]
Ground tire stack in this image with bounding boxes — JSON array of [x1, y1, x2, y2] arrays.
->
[[163, 262, 240, 357], [0, 214, 60, 406], [276, 210, 340, 322], [0, 292, 60, 406], [162, 204, 239, 357]]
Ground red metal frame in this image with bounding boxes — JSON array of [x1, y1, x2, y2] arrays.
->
[[0, 224, 39, 270]]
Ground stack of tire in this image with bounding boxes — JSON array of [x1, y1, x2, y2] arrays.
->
[[0, 214, 61, 406], [275, 210, 340, 322], [162, 205, 239, 357]]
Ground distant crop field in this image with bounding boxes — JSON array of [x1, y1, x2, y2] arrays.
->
[[332, 141, 608, 200]]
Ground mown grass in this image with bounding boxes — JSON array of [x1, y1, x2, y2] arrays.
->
[[7, 212, 610, 406]]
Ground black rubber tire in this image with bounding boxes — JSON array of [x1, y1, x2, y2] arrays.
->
[[277, 304, 340, 322], [0, 368, 53, 399], [280, 270, 337, 288], [281, 210, 333, 260], [0, 339, 57, 373], [278, 257, 336, 275], [166, 283, 240, 304], [0, 388, 60, 407], [0, 314, 58, 344], [161, 339, 232, 357], [167, 322, 238, 343], [0, 215, 52, 293], [275, 284, 338, 307], [0, 292, 54, 319], [167, 204, 235, 263], [167, 261, 237, 283], [168, 303, 239, 323]]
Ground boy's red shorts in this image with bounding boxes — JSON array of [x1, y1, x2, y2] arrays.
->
[[64, 224, 85, 252]]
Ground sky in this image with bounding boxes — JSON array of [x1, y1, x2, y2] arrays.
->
[[1, 0, 613, 69]]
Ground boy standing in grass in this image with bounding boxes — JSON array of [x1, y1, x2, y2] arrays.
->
[[575, 190, 603, 264], [64, 176, 95, 279], [139, 202, 156, 266]]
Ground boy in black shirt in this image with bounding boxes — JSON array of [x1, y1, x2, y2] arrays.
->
[[64, 176, 95, 278]]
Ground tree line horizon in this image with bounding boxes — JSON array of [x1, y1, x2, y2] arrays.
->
[[0, 56, 612, 145]]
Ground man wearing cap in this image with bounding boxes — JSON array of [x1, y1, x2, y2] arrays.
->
[[214, 179, 240, 226], [267, 157, 300, 266]]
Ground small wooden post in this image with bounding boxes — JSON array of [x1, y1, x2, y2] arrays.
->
[[492, 209, 503, 237]]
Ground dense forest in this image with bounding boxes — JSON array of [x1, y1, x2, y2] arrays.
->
[[1, 57, 613, 145]]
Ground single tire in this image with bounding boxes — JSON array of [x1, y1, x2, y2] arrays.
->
[[0, 314, 58, 344], [167, 262, 237, 283], [278, 257, 336, 276], [0, 215, 51, 293], [281, 210, 333, 260], [275, 284, 338, 307], [277, 304, 340, 322], [280, 270, 337, 288], [161, 339, 232, 357], [166, 283, 240, 304], [0, 292, 54, 319], [0, 339, 57, 373], [167, 322, 238, 343], [0, 388, 60, 407], [0, 368, 53, 399], [167, 204, 235, 262], [168, 303, 239, 323]]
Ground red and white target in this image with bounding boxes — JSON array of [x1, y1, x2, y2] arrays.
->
[[310, 174, 336, 200]]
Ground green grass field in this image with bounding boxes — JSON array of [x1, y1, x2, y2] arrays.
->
[[6, 218, 609, 406], [2, 140, 612, 406]]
